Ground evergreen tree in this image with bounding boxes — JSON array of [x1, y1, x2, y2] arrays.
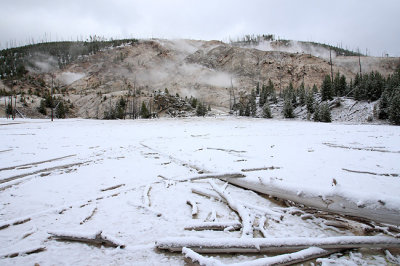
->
[[319, 103, 332, 122], [313, 104, 320, 121], [305, 91, 315, 113], [250, 89, 257, 117], [389, 88, 400, 125], [115, 97, 126, 119], [333, 72, 341, 96], [190, 97, 198, 108], [378, 89, 390, 119], [312, 84, 318, 94], [321, 75, 333, 101], [56, 101, 66, 118], [38, 99, 47, 115], [262, 103, 272, 118], [6, 103, 12, 116], [196, 102, 207, 116], [244, 103, 250, 116], [313, 103, 331, 122], [298, 82, 306, 105], [239, 104, 245, 116], [140, 101, 150, 118], [338, 74, 347, 96], [283, 98, 294, 118], [270, 89, 277, 104], [259, 84, 266, 107]]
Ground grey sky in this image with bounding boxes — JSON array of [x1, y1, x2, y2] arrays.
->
[[1, 0, 399, 56]]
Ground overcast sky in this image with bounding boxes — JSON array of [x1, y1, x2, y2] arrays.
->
[[1, 0, 399, 56]]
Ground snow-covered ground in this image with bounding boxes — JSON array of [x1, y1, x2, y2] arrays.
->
[[0, 117, 399, 265]]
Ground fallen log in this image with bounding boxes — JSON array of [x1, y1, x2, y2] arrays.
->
[[191, 187, 282, 220], [159, 173, 245, 182], [184, 221, 242, 231], [224, 177, 400, 226], [0, 246, 46, 258], [48, 230, 125, 248], [209, 180, 254, 238], [241, 166, 281, 172], [182, 246, 339, 266], [100, 184, 125, 192], [156, 236, 400, 253]]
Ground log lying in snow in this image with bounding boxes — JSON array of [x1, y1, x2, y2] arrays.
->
[[0, 246, 46, 258], [182, 246, 339, 266], [184, 221, 242, 231], [156, 236, 400, 253], [191, 187, 282, 220], [209, 180, 254, 238], [48, 230, 125, 248], [159, 173, 245, 182], [224, 177, 400, 226]]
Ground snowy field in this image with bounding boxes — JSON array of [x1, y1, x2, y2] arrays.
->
[[0, 117, 399, 265]]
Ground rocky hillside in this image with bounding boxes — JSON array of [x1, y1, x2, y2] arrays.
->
[[0, 38, 399, 119]]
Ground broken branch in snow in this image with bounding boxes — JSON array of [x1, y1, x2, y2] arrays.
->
[[142, 184, 152, 207], [342, 168, 399, 177], [159, 173, 245, 182], [0, 217, 31, 230], [192, 187, 223, 201], [191, 187, 282, 220], [209, 180, 254, 238], [48, 230, 125, 248], [156, 235, 400, 253], [241, 166, 281, 172], [182, 246, 339, 266], [80, 207, 98, 225], [0, 246, 46, 258], [184, 221, 242, 231], [186, 199, 198, 217], [0, 154, 76, 172], [100, 184, 125, 192], [322, 142, 400, 154]]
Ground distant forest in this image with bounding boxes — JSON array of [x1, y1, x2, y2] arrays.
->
[[0, 37, 138, 79], [230, 34, 363, 57]]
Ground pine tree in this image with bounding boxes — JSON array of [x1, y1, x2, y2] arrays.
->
[[262, 103, 272, 118], [321, 75, 333, 101], [378, 89, 390, 119], [313, 104, 320, 121], [333, 72, 341, 96], [305, 91, 315, 113], [56, 101, 66, 118], [312, 84, 318, 94], [140, 101, 150, 118], [259, 84, 266, 107], [338, 74, 347, 96], [319, 103, 332, 122], [250, 89, 257, 117], [6, 103, 12, 116], [196, 102, 207, 116], [388, 88, 400, 125], [244, 103, 250, 116], [38, 99, 47, 115], [283, 98, 294, 118], [298, 82, 306, 105]]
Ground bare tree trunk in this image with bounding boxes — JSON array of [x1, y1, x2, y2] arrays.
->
[[330, 49, 334, 83]]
